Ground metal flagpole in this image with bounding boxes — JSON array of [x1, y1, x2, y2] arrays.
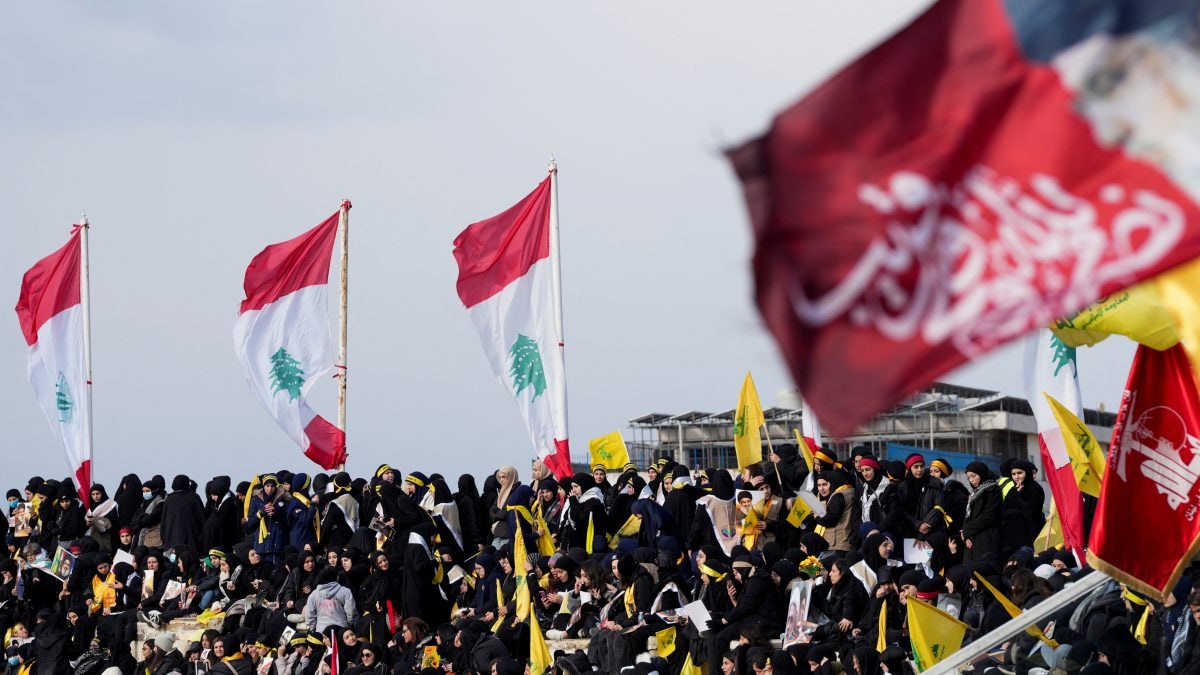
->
[[548, 158, 569, 459], [336, 199, 350, 471], [79, 212, 95, 493]]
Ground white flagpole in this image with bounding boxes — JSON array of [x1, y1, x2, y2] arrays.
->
[[337, 199, 350, 472], [78, 212, 95, 492], [548, 158, 570, 453]]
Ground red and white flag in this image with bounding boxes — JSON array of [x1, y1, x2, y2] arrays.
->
[[234, 210, 346, 470], [728, 0, 1200, 437], [15, 227, 91, 497], [1024, 328, 1085, 564], [454, 177, 571, 479], [1089, 343, 1200, 598]]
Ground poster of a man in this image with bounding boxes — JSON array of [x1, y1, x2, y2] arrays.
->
[[49, 547, 75, 582]]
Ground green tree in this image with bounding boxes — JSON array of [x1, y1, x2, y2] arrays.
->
[[269, 347, 306, 401], [55, 372, 73, 423], [508, 334, 547, 400]]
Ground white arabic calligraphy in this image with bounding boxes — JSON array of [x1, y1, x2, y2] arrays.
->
[[791, 167, 1184, 356], [1114, 397, 1200, 513]]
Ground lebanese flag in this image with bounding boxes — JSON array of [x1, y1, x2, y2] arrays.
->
[[453, 177, 571, 479], [1024, 329, 1085, 564], [1089, 343, 1200, 599], [727, 0, 1200, 437], [15, 227, 91, 498], [234, 210, 346, 470]]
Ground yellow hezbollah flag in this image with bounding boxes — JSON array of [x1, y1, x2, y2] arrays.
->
[[734, 372, 765, 469], [973, 572, 1058, 648], [513, 516, 531, 622], [656, 626, 677, 658], [1043, 393, 1105, 498], [532, 506, 556, 557], [793, 429, 815, 472], [680, 653, 704, 675], [1037, 501, 1065, 552], [1051, 283, 1180, 350], [877, 599, 887, 653], [529, 602, 553, 675], [1156, 259, 1200, 381], [785, 494, 813, 528], [589, 431, 630, 471], [907, 598, 968, 672]]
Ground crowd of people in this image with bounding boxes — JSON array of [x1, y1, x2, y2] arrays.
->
[[1, 445, 1198, 675]]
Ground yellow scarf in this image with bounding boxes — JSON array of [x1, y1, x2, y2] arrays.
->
[[623, 583, 637, 619], [292, 492, 321, 543]]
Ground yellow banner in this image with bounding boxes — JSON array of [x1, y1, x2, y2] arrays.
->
[[785, 494, 813, 528], [656, 626, 677, 658], [1043, 393, 1104, 498], [973, 572, 1058, 648], [907, 598, 967, 672], [1156, 259, 1200, 386], [1051, 283, 1180, 350], [589, 431, 630, 471], [529, 602, 553, 675], [877, 599, 887, 653], [793, 429, 815, 472], [734, 372, 765, 469]]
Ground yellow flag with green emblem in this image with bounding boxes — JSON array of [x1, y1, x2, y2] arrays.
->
[[907, 597, 967, 672], [1037, 501, 1065, 551], [734, 372, 765, 469], [528, 604, 553, 675], [656, 626, 677, 658], [785, 494, 813, 528], [1050, 283, 1180, 350], [1043, 393, 1105, 498], [589, 431, 630, 470], [513, 516, 531, 622]]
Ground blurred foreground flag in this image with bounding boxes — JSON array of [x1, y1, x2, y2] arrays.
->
[[454, 175, 571, 479], [727, 0, 1200, 437], [234, 209, 347, 471], [1089, 343, 1200, 599]]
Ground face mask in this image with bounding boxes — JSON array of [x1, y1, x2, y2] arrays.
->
[[8, 657, 17, 666], [167, 552, 177, 564], [143, 493, 153, 501], [7, 501, 16, 510]]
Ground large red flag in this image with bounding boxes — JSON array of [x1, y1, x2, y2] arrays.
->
[[727, 0, 1200, 437], [1089, 343, 1200, 599]]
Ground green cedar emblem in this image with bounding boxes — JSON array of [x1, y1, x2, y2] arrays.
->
[[269, 347, 306, 401], [508, 334, 547, 400], [1049, 334, 1076, 378], [55, 372, 73, 423], [733, 405, 748, 439]]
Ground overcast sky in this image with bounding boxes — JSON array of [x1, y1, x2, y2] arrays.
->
[[1, 1, 1136, 490]]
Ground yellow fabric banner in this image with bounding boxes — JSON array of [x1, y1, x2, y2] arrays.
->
[[734, 372, 765, 469], [656, 626, 677, 658], [589, 431, 631, 470], [785, 493, 813, 529], [877, 599, 887, 653], [973, 572, 1058, 648], [793, 429, 815, 472], [907, 598, 968, 672], [1043, 393, 1105, 497], [1051, 283, 1180, 350], [1156, 259, 1200, 383]]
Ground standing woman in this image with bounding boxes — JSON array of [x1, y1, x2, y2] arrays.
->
[[811, 470, 860, 553], [961, 462, 1002, 564], [84, 485, 118, 552], [1011, 460, 1046, 537]]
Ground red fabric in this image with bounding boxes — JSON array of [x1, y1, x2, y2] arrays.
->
[[453, 177, 552, 309], [75, 460, 92, 510], [303, 414, 347, 471], [1037, 441, 1084, 563], [239, 212, 339, 314], [727, 0, 1200, 437], [1089, 344, 1200, 597], [15, 229, 81, 346], [541, 438, 572, 480]]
